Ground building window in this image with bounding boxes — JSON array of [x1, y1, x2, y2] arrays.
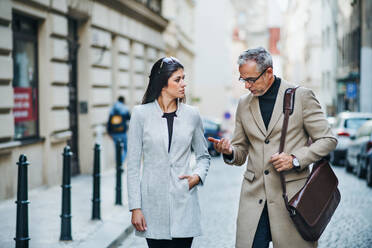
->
[[135, 0, 162, 14], [148, 0, 161, 13], [12, 14, 39, 140]]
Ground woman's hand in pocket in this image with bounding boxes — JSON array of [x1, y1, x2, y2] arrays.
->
[[131, 209, 147, 232], [179, 174, 201, 190]]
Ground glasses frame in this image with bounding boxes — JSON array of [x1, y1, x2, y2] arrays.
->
[[239, 67, 268, 84]]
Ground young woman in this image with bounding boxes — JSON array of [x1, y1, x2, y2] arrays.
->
[[127, 57, 211, 248]]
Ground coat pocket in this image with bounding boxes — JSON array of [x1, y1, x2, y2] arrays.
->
[[243, 169, 255, 182], [182, 178, 190, 191], [182, 179, 197, 193], [285, 175, 308, 200]]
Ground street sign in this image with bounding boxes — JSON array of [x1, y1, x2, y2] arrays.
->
[[224, 112, 231, 120], [346, 82, 357, 99]]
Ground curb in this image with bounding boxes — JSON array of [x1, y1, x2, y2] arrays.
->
[[107, 225, 135, 248]]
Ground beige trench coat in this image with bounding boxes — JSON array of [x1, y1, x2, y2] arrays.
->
[[224, 80, 337, 248]]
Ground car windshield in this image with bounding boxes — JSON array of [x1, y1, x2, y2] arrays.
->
[[344, 118, 372, 130], [356, 121, 372, 137]]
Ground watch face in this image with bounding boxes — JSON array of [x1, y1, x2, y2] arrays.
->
[[293, 158, 300, 167]]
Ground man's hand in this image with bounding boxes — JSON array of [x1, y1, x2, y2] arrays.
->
[[208, 137, 233, 155], [269, 152, 294, 172], [131, 209, 147, 232], [178, 174, 200, 190]]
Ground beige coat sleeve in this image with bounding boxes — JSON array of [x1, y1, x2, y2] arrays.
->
[[292, 88, 338, 170], [223, 100, 250, 166]]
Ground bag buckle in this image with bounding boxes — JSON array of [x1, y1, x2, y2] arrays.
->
[[289, 208, 296, 216]]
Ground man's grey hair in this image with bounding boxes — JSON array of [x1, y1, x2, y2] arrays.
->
[[237, 47, 273, 72]]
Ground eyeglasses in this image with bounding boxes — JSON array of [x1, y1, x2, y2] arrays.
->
[[238, 68, 268, 84], [158, 57, 179, 74]]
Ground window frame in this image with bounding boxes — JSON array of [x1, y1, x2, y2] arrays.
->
[[12, 13, 40, 141]]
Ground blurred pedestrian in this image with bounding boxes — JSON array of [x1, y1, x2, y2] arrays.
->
[[127, 57, 210, 248], [107, 96, 131, 163], [209, 47, 337, 248]]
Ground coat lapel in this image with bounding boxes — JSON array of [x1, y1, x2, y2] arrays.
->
[[154, 100, 170, 156], [169, 102, 182, 156], [161, 118, 169, 155], [249, 96, 267, 136], [266, 80, 288, 137], [154, 99, 182, 157]]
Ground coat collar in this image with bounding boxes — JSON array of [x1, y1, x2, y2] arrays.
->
[[153, 99, 183, 158], [154, 98, 182, 117], [248, 79, 292, 137]]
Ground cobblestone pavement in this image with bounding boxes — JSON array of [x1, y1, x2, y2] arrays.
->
[[117, 158, 372, 248], [318, 165, 372, 248]]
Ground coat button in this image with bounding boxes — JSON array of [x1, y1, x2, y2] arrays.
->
[[264, 170, 269, 175], [264, 139, 270, 144], [259, 199, 263, 204]]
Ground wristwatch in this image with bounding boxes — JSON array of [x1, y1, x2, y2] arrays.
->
[[291, 155, 301, 171]]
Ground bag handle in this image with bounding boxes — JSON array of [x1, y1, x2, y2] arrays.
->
[[279, 87, 299, 215]]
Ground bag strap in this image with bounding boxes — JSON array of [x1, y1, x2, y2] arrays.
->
[[279, 87, 299, 215]]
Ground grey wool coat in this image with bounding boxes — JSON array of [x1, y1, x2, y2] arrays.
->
[[224, 80, 338, 248], [127, 100, 211, 239]]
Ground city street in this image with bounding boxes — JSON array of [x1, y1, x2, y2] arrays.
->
[[1, 1, 372, 248], [116, 157, 372, 248]]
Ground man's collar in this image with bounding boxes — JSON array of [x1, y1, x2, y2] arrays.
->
[[260, 76, 280, 97]]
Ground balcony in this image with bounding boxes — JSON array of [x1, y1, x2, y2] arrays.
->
[[134, 0, 162, 15]]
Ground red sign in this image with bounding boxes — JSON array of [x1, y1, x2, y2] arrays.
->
[[13, 87, 36, 123], [269, 28, 280, 55]]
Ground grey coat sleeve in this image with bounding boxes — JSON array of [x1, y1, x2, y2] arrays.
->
[[126, 107, 143, 211], [191, 108, 211, 185]]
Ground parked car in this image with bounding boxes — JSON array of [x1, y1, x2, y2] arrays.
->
[[366, 143, 372, 187], [330, 112, 372, 167], [202, 118, 223, 157], [345, 120, 372, 176], [327, 116, 337, 128]]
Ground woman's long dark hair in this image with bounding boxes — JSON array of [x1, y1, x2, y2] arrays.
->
[[142, 57, 184, 104]]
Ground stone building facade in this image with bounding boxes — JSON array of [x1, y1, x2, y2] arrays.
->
[[0, 0, 172, 201], [281, 0, 323, 105], [162, 0, 196, 102]]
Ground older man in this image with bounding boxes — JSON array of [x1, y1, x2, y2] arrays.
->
[[209, 47, 337, 248]]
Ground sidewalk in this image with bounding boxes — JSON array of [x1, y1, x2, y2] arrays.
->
[[0, 168, 133, 248]]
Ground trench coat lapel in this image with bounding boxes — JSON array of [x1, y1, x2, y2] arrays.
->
[[249, 97, 267, 137], [267, 80, 286, 137]]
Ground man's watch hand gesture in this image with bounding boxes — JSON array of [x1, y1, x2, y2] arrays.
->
[[208, 137, 233, 155], [269, 152, 294, 172]]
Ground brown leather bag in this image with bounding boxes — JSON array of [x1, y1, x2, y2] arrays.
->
[[279, 87, 341, 241]]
